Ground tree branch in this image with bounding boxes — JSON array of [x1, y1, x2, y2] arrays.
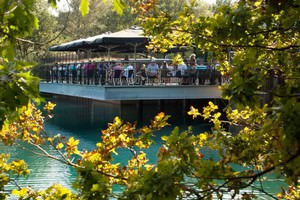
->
[[226, 148, 300, 189], [188, 149, 300, 197], [251, 185, 279, 200]]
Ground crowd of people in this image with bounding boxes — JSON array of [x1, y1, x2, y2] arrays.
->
[[43, 54, 224, 86]]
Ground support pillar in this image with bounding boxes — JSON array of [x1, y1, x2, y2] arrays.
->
[[137, 100, 143, 125]]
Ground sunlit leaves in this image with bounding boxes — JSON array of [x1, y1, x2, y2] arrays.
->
[[0, 154, 29, 199], [113, 0, 126, 15], [2, 0, 300, 199], [202, 101, 219, 120], [0, 102, 45, 145], [48, 0, 57, 8], [12, 188, 28, 198], [13, 183, 77, 199], [43, 101, 56, 112], [65, 137, 80, 157], [187, 106, 201, 119], [80, 0, 90, 16], [0, 60, 40, 127], [278, 185, 300, 200], [226, 105, 268, 127], [56, 142, 64, 149], [151, 112, 170, 130], [0, 154, 29, 177], [72, 112, 171, 198], [78, 0, 126, 16], [172, 53, 184, 65], [8, 160, 29, 177]]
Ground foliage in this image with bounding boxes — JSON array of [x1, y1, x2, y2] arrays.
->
[[13, 0, 136, 63], [1, 0, 300, 200], [0, 103, 172, 199], [130, 0, 300, 198], [172, 53, 184, 65], [0, 0, 41, 127], [0, 0, 136, 199], [15, 0, 63, 62], [53, 0, 136, 43]]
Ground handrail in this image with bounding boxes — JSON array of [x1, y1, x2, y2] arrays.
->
[[38, 61, 227, 86]]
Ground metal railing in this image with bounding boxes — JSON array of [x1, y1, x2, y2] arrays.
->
[[38, 61, 228, 86]]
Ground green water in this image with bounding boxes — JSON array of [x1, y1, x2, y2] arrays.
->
[[2, 97, 286, 199]]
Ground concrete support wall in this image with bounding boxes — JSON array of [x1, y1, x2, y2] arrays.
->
[[44, 94, 225, 129]]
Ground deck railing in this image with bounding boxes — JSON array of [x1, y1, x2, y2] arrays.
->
[[38, 61, 228, 86]]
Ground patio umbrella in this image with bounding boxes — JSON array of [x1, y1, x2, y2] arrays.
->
[[101, 27, 149, 63], [49, 38, 87, 51], [49, 27, 149, 52]]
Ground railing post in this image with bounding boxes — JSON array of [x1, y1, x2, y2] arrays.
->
[[79, 64, 82, 85]]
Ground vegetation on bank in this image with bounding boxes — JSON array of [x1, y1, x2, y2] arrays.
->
[[1, 0, 300, 199]]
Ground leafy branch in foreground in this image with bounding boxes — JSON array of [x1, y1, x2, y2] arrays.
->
[[2, 100, 299, 199], [130, 0, 300, 198]]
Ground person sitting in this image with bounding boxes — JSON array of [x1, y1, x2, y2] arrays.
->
[[136, 64, 147, 85], [177, 61, 188, 85]]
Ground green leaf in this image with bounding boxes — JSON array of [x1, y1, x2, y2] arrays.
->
[[113, 0, 125, 15], [48, 0, 57, 8], [254, 0, 262, 7]]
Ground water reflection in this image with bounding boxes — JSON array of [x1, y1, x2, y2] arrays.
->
[[1, 124, 76, 198]]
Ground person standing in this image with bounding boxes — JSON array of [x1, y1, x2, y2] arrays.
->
[[70, 62, 77, 83], [97, 61, 108, 85], [86, 60, 96, 85], [177, 60, 188, 85], [147, 61, 159, 84], [189, 53, 197, 84]]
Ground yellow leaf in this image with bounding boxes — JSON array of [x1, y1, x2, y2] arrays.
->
[[145, 164, 154, 171], [114, 116, 122, 126], [67, 137, 79, 146], [56, 143, 64, 149], [199, 133, 207, 141], [44, 102, 56, 111], [161, 136, 168, 141], [80, 0, 89, 16], [188, 106, 201, 119], [254, 0, 262, 7], [12, 188, 28, 197]]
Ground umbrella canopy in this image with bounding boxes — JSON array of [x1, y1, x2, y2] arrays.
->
[[49, 27, 149, 52], [101, 28, 148, 45], [49, 38, 87, 51]]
